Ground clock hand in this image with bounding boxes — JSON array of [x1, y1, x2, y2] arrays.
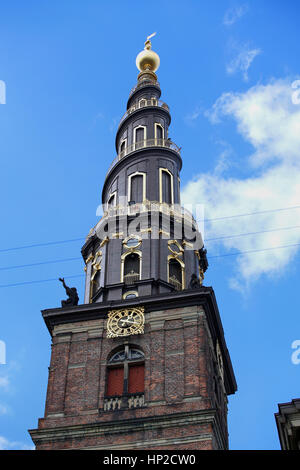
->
[[120, 319, 138, 325]]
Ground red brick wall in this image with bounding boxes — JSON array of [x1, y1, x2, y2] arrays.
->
[[33, 307, 228, 450]]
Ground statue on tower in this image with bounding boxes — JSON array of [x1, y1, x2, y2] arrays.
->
[[189, 274, 201, 289], [59, 277, 79, 307]]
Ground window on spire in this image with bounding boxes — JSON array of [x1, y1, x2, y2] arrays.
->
[[168, 258, 184, 290], [159, 168, 173, 205], [123, 252, 140, 285], [134, 126, 146, 150], [130, 174, 143, 203]]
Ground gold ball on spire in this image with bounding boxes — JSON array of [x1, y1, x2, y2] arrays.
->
[[136, 33, 160, 73]]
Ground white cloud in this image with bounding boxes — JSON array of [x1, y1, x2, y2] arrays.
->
[[182, 78, 300, 291], [0, 435, 34, 450], [226, 44, 261, 81], [184, 106, 202, 126], [0, 376, 9, 390], [223, 4, 249, 26]]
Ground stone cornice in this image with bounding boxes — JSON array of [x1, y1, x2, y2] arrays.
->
[[29, 408, 224, 448]]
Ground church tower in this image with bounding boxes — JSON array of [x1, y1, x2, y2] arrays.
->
[[29, 36, 237, 450]]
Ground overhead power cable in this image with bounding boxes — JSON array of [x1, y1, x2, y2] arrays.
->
[[205, 225, 300, 242], [0, 204, 300, 255], [0, 257, 82, 272], [0, 274, 85, 289], [196, 204, 300, 223], [209, 241, 300, 259], [0, 237, 85, 254], [0, 242, 300, 288]]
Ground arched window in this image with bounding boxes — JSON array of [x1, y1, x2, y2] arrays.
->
[[122, 252, 141, 285], [119, 139, 127, 157], [128, 171, 146, 203], [159, 168, 174, 204], [130, 174, 143, 203], [123, 291, 138, 299], [168, 257, 185, 290], [134, 126, 146, 150], [139, 98, 147, 107], [155, 123, 164, 142], [104, 346, 145, 411], [107, 192, 116, 208]]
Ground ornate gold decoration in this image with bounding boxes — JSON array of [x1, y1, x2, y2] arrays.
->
[[111, 232, 124, 239], [122, 235, 142, 250], [182, 240, 193, 249], [141, 227, 152, 234], [199, 268, 204, 286], [91, 251, 102, 282], [85, 251, 103, 302], [107, 307, 145, 338], [168, 240, 183, 257], [85, 254, 94, 264], [167, 254, 185, 290], [122, 291, 138, 299], [100, 236, 109, 247], [84, 253, 94, 272], [159, 229, 170, 237], [136, 33, 160, 73], [159, 168, 174, 205], [195, 250, 205, 285]]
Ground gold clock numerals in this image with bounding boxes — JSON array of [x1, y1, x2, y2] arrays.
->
[[107, 307, 145, 338]]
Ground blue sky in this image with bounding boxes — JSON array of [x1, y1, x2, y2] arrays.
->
[[0, 0, 299, 450]]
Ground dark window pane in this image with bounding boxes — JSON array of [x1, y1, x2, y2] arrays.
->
[[124, 293, 137, 299], [124, 253, 140, 275], [156, 125, 163, 139], [130, 175, 143, 203], [162, 171, 172, 204], [129, 349, 144, 360], [135, 128, 144, 142], [169, 259, 182, 282], [109, 351, 126, 363]]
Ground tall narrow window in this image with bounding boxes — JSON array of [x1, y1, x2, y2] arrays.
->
[[120, 140, 126, 157], [159, 168, 173, 204], [134, 126, 146, 150], [130, 174, 143, 203], [123, 252, 140, 285], [168, 258, 184, 290], [155, 123, 164, 143], [128, 172, 146, 203], [107, 192, 116, 208], [162, 171, 171, 204]]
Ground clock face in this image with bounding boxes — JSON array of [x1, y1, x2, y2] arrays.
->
[[107, 307, 145, 338]]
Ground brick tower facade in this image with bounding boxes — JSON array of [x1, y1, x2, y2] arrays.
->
[[29, 36, 237, 450]]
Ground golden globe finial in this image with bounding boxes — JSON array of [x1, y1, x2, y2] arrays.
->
[[136, 33, 160, 73]]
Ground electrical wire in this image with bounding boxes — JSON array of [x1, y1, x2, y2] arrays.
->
[[196, 204, 300, 223], [0, 204, 300, 254], [0, 257, 82, 272], [0, 241, 300, 288], [0, 237, 85, 254], [0, 274, 84, 289], [205, 225, 300, 242], [209, 242, 300, 258]]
